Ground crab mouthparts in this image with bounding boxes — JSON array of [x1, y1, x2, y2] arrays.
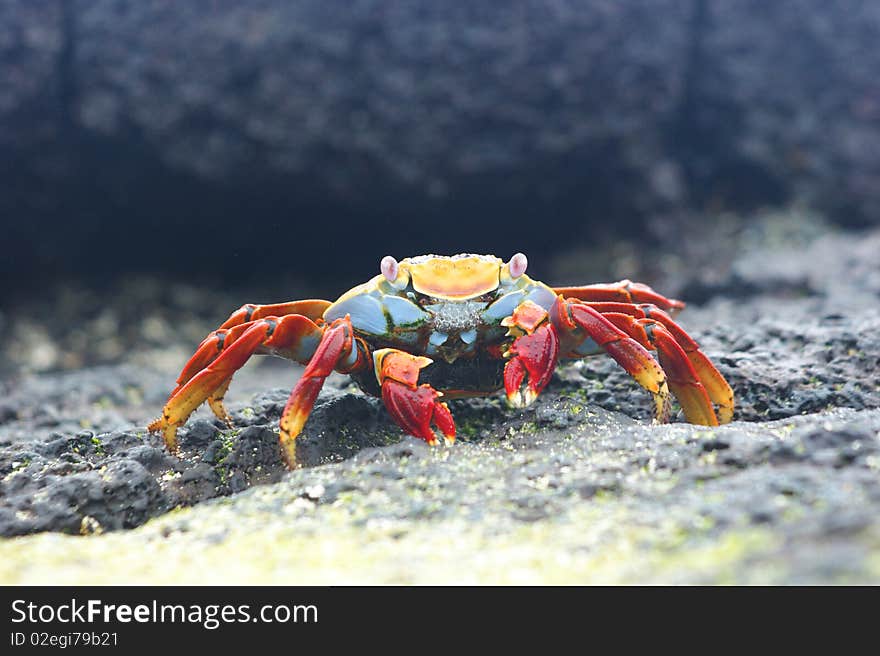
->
[[424, 301, 486, 333]]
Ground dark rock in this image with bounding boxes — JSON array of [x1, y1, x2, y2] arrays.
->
[[0, 403, 17, 424], [165, 463, 220, 506], [182, 420, 219, 447], [4, 2, 880, 293], [701, 438, 730, 452], [125, 445, 175, 472], [577, 478, 622, 499]]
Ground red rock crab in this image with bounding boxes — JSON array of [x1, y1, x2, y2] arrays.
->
[[149, 253, 734, 468]]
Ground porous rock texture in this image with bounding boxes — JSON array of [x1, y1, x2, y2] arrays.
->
[[0, 215, 878, 583]]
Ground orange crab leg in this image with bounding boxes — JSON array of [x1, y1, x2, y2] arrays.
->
[[165, 314, 327, 424], [166, 327, 240, 425], [680, 350, 734, 423], [149, 314, 326, 454], [174, 316, 325, 388], [646, 323, 719, 426], [600, 312, 717, 426], [553, 280, 685, 315], [637, 306, 733, 423], [551, 297, 672, 422], [207, 376, 235, 427], [373, 349, 456, 445], [586, 302, 734, 424], [172, 323, 248, 392]]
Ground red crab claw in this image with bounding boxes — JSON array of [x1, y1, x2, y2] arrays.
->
[[374, 349, 456, 445], [502, 301, 560, 408]]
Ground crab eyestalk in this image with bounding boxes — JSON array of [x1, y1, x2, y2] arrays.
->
[[508, 252, 528, 278]]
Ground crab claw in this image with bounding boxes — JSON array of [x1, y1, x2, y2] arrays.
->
[[374, 348, 456, 445], [381, 380, 456, 445], [503, 322, 560, 408]]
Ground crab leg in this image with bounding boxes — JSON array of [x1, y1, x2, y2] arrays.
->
[[167, 324, 249, 424], [598, 312, 717, 425], [585, 302, 734, 423], [278, 317, 365, 468], [551, 297, 672, 423], [167, 300, 329, 419], [219, 300, 330, 329], [553, 280, 685, 315], [207, 376, 234, 427], [645, 322, 719, 426], [148, 314, 326, 454], [373, 349, 456, 445], [167, 310, 329, 425]]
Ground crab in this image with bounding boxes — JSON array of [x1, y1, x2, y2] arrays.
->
[[149, 253, 734, 469]]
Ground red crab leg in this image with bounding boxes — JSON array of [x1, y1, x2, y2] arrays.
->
[[551, 297, 672, 422], [278, 317, 365, 468], [374, 349, 456, 445], [171, 302, 326, 380], [600, 312, 717, 426], [169, 300, 329, 423], [148, 313, 326, 455], [553, 280, 685, 315], [584, 302, 734, 423], [501, 301, 560, 408], [219, 299, 330, 329], [168, 323, 250, 425]]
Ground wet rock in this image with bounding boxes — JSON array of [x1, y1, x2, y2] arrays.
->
[[1, 221, 880, 582]]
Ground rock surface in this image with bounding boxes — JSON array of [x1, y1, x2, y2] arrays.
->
[[0, 218, 879, 583], [7, 0, 880, 217], [4, 1, 880, 290], [2, 405, 879, 584]]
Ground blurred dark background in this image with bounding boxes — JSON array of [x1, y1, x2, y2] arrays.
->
[[1, 0, 879, 371]]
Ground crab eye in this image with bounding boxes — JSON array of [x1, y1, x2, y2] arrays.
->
[[509, 252, 528, 278], [380, 255, 399, 282]]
